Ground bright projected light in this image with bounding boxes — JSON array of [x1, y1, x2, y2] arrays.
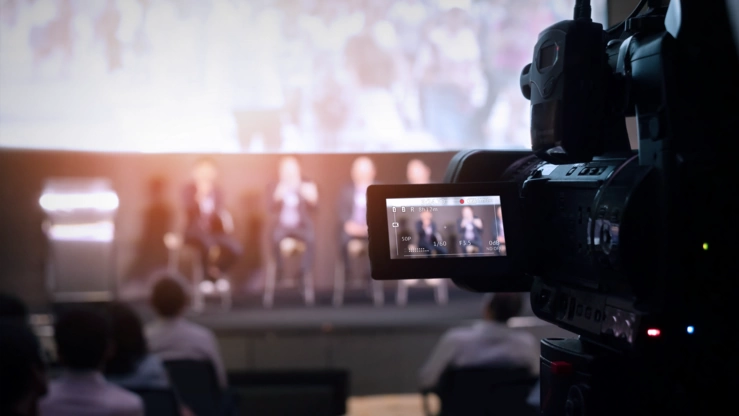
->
[[39, 192, 119, 212], [0, 0, 605, 153], [47, 222, 115, 242]]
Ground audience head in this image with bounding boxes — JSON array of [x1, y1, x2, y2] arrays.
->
[[192, 157, 218, 189], [483, 293, 523, 323], [54, 307, 112, 371], [406, 159, 431, 184], [151, 275, 189, 319], [105, 302, 147, 376], [0, 292, 29, 324], [278, 156, 302, 187], [351, 156, 376, 188], [0, 322, 48, 415]]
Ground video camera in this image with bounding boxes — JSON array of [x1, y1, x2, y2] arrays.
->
[[367, 0, 739, 414]]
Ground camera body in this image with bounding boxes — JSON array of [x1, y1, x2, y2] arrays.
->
[[367, 1, 739, 414]]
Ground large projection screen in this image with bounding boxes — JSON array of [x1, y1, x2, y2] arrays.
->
[[0, 0, 606, 153]]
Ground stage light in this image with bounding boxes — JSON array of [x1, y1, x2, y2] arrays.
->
[[687, 326, 695, 334], [702, 242, 708, 251], [647, 328, 661, 337], [47, 221, 115, 242], [39, 191, 119, 212]]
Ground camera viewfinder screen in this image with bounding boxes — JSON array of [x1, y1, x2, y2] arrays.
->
[[386, 196, 506, 259]]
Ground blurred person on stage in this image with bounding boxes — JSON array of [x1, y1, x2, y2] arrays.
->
[[458, 206, 484, 254], [417, 210, 447, 256], [182, 158, 242, 294], [338, 156, 377, 285], [419, 293, 538, 389], [146, 276, 227, 388], [269, 156, 319, 287], [406, 158, 433, 184]]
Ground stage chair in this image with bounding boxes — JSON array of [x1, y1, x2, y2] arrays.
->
[[163, 210, 234, 312], [126, 387, 181, 416], [333, 238, 383, 307], [263, 237, 315, 308], [421, 366, 538, 416]]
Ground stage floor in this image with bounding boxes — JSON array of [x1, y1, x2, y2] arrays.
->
[[125, 286, 488, 333]]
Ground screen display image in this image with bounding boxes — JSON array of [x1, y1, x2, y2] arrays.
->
[[0, 0, 605, 153], [385, 195, 505, 259]]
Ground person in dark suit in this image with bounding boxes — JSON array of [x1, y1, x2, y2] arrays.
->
[[458, 206, 484, 254], [338, 156, 376, 284], [182, 158, 242, 286], [416, 210, 447, 256], [268, 156, 318, 286]]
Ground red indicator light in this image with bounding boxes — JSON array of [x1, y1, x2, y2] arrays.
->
[[647, 328, 661, 337], [459, 199, 464, 204]]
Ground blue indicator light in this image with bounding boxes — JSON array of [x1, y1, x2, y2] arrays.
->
[[687, 326, 695, 334]]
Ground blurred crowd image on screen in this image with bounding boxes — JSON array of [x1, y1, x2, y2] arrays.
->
[[0, 0, 603, 152]]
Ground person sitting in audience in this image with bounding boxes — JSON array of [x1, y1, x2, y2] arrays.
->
[[418, 293, 539, 389], [0, 321, 48, 416], [146, 275, 228, 388], [0, 291, 29, 324], [39, 307, 143, 416], [105, 302, 170, 389]]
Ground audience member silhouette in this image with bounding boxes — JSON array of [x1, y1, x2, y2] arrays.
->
[[0, 291, 29, 324], [182, 158, 242, 291], [268, 156, 318, 286], [0, 321, 48, 416], [40, 307, 144, 416], [419, 293, 539, 389], [104, 302, 169, 389], [145, 276, 227, 388]]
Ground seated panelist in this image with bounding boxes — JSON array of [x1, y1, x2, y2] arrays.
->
[[416, 210, 447, 256], [338, 157, 377, 280], [458, 206, 484, 254], [268, 157, 318, 280], [182, 158, 242, 285]]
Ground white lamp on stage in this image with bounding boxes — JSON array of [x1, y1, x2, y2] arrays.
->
[[39, 178, 119, 303]]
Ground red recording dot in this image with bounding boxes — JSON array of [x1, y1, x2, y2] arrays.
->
[[460, 199, 464, 204]]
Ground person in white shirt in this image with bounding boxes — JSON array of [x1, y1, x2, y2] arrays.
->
[[419, 293, 539, 389], [39, 307, 143, 416], [145, 276, 227, 388]]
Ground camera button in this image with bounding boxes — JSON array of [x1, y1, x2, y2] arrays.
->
[[576, 304, 583, 316], [579, 168, 590, 175], [584, 307, 592, 319], [594, 310, 602, 321]]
